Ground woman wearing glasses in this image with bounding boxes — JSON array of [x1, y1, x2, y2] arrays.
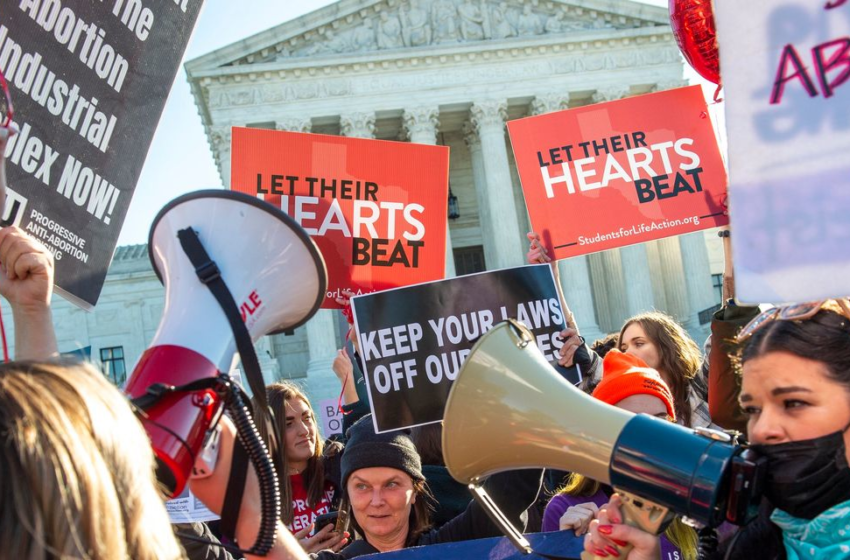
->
[[583, 299, 850, 560]]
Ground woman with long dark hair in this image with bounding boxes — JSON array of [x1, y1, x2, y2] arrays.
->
[[583, 299, 850, 559], [256, 383, 348, 554], [618, 312, 711, 428]]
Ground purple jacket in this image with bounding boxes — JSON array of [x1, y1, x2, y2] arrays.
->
[[543, 491, 684, 560]]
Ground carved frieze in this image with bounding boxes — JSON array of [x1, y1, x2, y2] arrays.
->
[[244, 0, 632, 63]]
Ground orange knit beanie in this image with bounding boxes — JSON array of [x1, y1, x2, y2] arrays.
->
[[592, 350, 676, 421]]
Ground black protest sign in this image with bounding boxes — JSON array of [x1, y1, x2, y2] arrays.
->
[[0, 0, 203, 309], [351, 264, 576, 433]]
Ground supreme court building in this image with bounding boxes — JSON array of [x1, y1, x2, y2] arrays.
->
[[3, 0, 725, 407]]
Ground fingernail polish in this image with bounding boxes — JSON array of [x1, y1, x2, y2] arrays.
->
[[593, 549, 609, 558], [604, 545, 620, 557], [610, 516, 621, 524], [598, 525, 613, 535], [612, 539, 628, 547]]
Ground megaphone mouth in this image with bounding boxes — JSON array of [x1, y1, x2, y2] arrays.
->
[[147, 189, 327, 335]]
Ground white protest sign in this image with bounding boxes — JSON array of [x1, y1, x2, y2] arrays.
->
[[716, 2, 850, 303], [166, 486, 219, 524], [318, 397, 344, 439]]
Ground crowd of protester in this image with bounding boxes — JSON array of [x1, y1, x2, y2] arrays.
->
[[3, 123, 850, 560]]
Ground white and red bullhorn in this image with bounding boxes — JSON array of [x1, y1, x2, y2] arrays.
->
[[125, 190, 327, 495]]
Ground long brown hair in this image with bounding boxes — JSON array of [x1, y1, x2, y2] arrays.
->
[[0, 361, 184, 559], [619, 313, 701, 427], [255, 382, 328, 525]]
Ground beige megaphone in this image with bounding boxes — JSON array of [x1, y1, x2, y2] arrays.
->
[[443, 320, 763, 559]]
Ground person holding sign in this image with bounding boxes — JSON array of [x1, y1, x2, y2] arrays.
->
[[542, 351, 696, 559], [527, 232, 712, 429], [255, 383, 349, 554], [312, 415, 543, 559], [584, 300, 850, 560]]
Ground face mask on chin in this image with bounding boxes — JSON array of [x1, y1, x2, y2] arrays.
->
[[752, 427, 850, 520]]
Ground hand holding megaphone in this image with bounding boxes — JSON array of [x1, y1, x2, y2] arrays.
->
[[124, 191, 327, 556], [584, 495, 662, 560], [443, 320, 764, 559]]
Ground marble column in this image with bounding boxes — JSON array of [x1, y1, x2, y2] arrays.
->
[[262, 117, 313, 205], [210, 125, 232, 188], [620, 244, 656, 316], [340, 112, 376, 139], [300, 112, 376, 387], [403, 107, 456, 277], [470, 100, 524, 269], [680, 232, 716, 341], [600, 249, 629, 330], [276, 117, 312, 133], [592, 85, 631, 106], [254, 337, 281, 386], [657, 237, 689, 320], [305, 309, 340, 402], [462, 122, 497, 271], [592, 86, 655, 318], [530, 94, 603, 341]]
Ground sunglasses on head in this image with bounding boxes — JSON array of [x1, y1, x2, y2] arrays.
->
[[0, 69, 13, 129], [736, 298, 850, 344]]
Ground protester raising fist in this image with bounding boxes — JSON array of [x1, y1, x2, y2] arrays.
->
[[0, 227, 58, 360]]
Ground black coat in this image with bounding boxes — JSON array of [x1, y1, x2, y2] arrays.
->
[[312, 468, 543, 559], [706, 500, 785, 560]]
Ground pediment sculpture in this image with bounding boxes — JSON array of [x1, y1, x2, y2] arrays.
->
[[261, 0, 638, 63]]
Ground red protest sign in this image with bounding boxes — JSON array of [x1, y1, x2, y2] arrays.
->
[[508, 86, 728, 259], [231, 128, 449, 308]]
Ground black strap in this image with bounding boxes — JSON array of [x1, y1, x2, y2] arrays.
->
[[177, 227, 278, 546], [220, 436, 250, 542], [176, 227, 270, 413], [130, 377, 223, 412]]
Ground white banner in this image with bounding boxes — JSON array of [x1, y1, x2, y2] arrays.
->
[[716, 1, 850, 303], [318, 397, 344, 439], [166, 487, 219, 524]]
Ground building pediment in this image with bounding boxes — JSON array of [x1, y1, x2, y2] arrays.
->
[[186, 0, 668, 72]]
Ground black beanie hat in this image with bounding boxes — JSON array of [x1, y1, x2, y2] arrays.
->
[[341, 414, 424, 487]]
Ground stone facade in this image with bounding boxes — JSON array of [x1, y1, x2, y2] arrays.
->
[[0, 0, 726, 407]]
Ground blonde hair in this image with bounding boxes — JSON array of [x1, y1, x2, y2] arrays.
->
[[0, 361, 185, 560]]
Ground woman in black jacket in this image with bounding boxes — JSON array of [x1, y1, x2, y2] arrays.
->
[[313, 414, 543, 559]]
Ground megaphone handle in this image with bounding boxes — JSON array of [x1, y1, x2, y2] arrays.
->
[[469, 483, 533, 554], [579, 492, 670, 560]]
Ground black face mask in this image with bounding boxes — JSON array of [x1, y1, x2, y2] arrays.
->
[[752, 428, 850, 519]]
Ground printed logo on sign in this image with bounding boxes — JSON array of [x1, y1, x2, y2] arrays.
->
[[1, 187, 27, 227]]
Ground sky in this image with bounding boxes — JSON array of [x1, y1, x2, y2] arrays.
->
[[118, 0, 672, 246]]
